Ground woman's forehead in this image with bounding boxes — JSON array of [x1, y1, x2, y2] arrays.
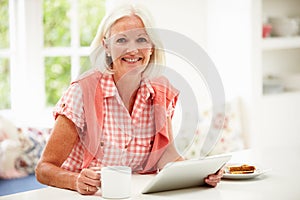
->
[[110, 15, 146, 36]]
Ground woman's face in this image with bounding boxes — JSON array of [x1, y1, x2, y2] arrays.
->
[[104, 15, 153, 81]]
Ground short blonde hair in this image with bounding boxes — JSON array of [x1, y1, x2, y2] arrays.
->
[[90, 4, 165, 78]]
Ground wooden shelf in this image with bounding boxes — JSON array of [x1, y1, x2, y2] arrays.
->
[[262, 37, 300, 50], [263, 90, 300, 99]]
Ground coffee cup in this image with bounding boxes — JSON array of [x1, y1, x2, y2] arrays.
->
[[99, 166, 132, 199]]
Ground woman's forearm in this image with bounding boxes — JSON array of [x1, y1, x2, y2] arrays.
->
[[35, 161, 78, 191], [35, 115, 80, 191]]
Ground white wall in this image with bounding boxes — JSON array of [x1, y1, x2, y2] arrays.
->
[[105, 0, 260, 151], [107, 0, 207, 46], [205, 0, 258, 147]]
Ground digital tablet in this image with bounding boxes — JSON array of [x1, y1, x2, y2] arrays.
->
[[142, 154, 231, 194]]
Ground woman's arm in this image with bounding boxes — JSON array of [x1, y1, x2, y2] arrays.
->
[[35, 115, 100, 194], [157, 116, 224, 187], [157, 116, 184, 169]]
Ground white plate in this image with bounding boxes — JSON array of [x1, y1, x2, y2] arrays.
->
[[223, 165, 271, 180]]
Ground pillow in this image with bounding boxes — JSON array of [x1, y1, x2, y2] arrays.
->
[[0, 115, 51, 179], [15, 127, 51, 175], [0, 116, 26, 179], [183, 98, 245, 159]]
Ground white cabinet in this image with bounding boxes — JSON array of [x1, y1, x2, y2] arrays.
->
[[261, 0, 300, 96], [205, 0, 300, 148], [259, 0, 300, 148]]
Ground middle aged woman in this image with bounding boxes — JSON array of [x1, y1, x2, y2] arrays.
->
[[36, 4, 224, 195]]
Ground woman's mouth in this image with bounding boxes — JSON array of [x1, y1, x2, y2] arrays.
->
[[122, 57, 142, 63]]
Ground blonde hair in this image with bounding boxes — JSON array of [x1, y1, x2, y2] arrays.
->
[[89, 4, 165, 78]]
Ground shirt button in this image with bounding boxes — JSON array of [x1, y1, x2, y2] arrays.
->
[[125, 145, 128, 149]]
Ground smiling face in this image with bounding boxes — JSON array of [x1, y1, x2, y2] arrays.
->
[[104, 15, 153, 81]]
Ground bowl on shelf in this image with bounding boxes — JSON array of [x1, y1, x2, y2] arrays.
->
[[269, 17, 299, 37], [263, 75, 284, 94]]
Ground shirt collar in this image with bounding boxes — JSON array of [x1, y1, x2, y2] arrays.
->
[[101, 73, 117, 98], [100, 74, 155, 100], [140, 78, 155, 100]]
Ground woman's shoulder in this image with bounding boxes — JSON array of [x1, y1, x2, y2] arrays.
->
[[149, 75, 169, 86], [73, 69, 103, 84], [148, 76, 179, 99], [149, 76, 177, 90]]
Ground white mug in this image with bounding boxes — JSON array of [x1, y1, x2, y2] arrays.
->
[[100, 166, 132, 199]]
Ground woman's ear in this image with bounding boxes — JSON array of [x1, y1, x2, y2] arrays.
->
[[102, 38, 111, 56], [150, 48, 153, 55]]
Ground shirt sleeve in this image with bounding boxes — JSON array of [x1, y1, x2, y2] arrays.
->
[[53, 83, 85, 129], [166, 98, 176, 117]]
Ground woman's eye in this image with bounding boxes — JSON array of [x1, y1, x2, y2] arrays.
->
[[116, 38, 127, 43], [137, 37, 148, 43]]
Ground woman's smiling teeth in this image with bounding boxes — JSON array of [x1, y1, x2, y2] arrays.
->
[[122, 57, 142, 63]]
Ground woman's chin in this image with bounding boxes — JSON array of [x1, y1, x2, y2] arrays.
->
[[124, 65, 147, 76], [123, 61, 146, 70]]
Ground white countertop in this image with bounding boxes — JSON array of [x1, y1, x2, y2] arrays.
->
[[1, 146, 300, 200]]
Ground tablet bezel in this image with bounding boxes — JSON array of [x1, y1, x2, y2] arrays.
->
[[142, 154, 231, 194]]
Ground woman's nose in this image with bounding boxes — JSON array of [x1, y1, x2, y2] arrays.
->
[[126, 41, 139, 54]]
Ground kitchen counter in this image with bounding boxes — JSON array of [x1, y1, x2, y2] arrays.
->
[[1, 146, 299, 200]]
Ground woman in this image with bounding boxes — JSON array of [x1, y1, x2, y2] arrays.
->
[[35, 4, 223, 195]]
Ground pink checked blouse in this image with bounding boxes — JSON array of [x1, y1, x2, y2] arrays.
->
[[54, 74, 175, 173]]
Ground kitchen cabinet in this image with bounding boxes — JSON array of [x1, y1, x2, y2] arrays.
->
[[261, 0, 300, 96], [259, 0, 300, 148], [205, 0, 300, 148]]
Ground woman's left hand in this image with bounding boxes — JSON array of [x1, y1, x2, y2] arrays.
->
[[204, 168, 224, 187]]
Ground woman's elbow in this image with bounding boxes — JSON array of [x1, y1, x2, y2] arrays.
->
[[35, 160, 47, 185], [35, 161, 42, 183]]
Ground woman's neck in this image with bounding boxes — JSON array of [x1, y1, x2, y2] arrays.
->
[[114, 70, 143, 114]]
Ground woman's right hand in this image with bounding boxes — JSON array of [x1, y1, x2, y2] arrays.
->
[[76, 168, 101, 195]]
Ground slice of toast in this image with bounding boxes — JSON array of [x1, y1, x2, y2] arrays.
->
[[228, 164, 256, 174]]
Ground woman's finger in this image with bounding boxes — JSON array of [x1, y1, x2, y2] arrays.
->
[[84, 168, 101, 180], [205, 177, 220, 187], [217, 168, 224, 176], [79, 169, 101, 186], [76, 170, 101, 195], [204, 170, 223, 187], [77, 181, 98, 195], [205, 178, 215, 187]]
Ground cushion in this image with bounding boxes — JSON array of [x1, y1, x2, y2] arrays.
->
[[15, 127, 51, 175], [183, 98, 245, 159], [0, 115, 51, 179]]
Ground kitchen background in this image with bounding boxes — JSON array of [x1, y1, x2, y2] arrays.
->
[[0, 0, 300, 194]]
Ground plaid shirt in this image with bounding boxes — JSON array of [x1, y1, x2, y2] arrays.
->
[[54, 74, 175, 172]]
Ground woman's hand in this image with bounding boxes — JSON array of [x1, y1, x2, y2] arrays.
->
[[204, 168, 224, 187], [76, 168, 101, 195]]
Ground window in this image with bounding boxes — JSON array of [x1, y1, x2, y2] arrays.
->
[[0, 0, 10, 109], [43, 0, 106, 107], [0, 0, 106, 126], [0, 58, 10, 109]]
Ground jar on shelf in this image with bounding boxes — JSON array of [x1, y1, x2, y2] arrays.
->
[[262, 23, 272, 38]]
